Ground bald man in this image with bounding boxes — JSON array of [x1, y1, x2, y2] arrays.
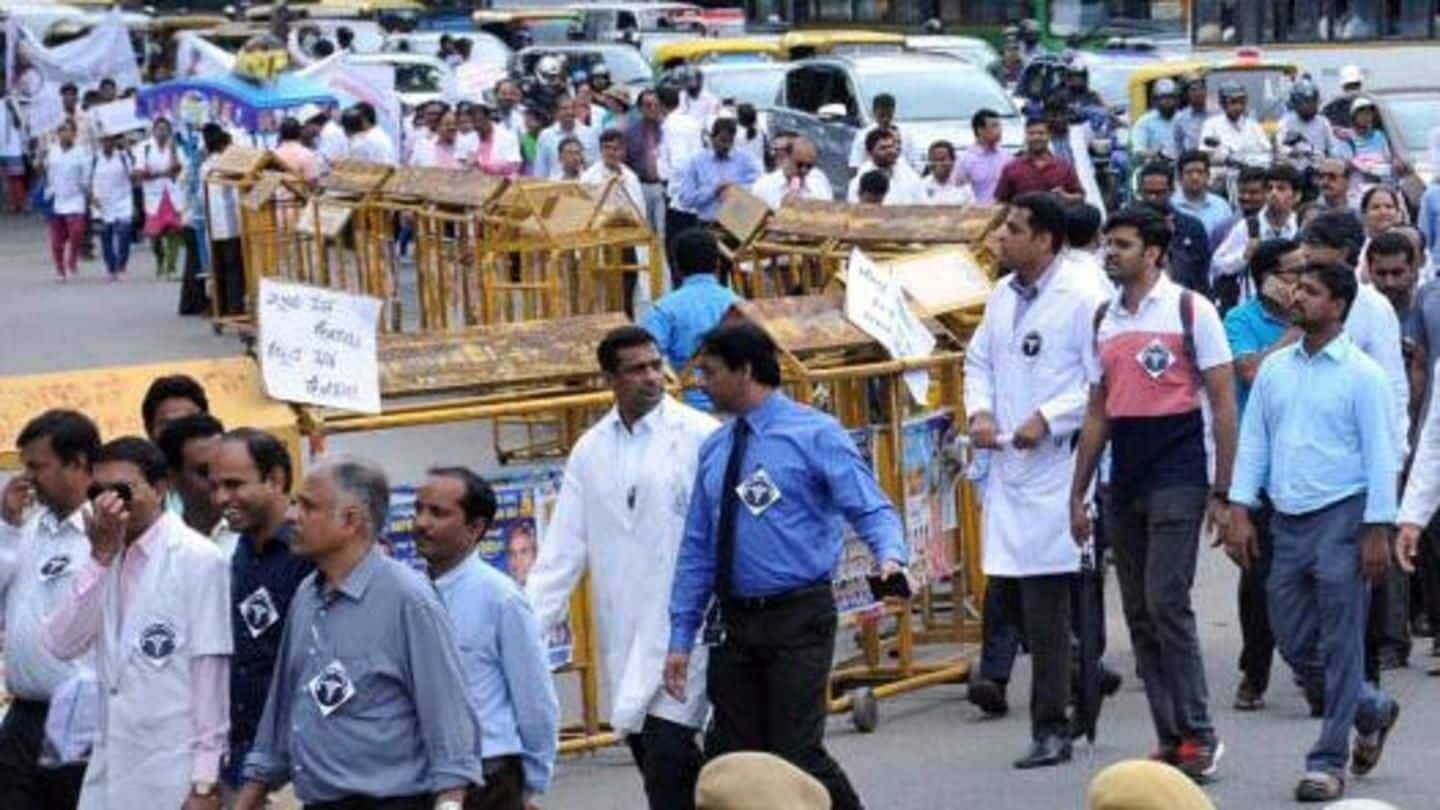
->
[[750, 136, 833, 208]]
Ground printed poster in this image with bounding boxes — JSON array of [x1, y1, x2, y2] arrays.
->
[[901, 411, 961, 585], [832, 426, 884, 618]]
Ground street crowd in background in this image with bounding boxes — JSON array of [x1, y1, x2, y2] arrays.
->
[[7, 12, 1440, 810]]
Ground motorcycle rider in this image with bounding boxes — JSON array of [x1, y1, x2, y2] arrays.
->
[[1173, 73, 1211, 155], [1278, 78, 1337, 168], [1338, 96, 1405, 188], [1322, 64, 1365, 129], [1062, 60, 1106, 122], [525, 55, 570, 117], [1201, 81, 1271, 167], [1132, 77, 1181, 163]]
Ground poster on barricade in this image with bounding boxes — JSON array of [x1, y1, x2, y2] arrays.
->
[[832, 426, 884, 618], [901, 411, 961, 585], [257, 278, 382, 414], [383, 468, 573, 670]]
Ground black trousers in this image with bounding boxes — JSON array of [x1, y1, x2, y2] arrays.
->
[[305, 795, 429, 810], [1418, 513, 1440, 635], [212, 237, 246, 316], [1237, 497, 1277, 691], [178, 225, 209, 316], [1367, 566, 1411, 680], [706, 587, 863, 810], [0, 699, 86, 810], [986, 574, 1074, 741], [465, 756, 524, 810], [625, 715, 703, 810], [663, 205, 699, 286]]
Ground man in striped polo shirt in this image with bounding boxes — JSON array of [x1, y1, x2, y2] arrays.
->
[[1070, 205, 1240, 782]]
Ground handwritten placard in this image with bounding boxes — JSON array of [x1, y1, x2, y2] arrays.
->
[[843, 247, 936, 404], [258, 279, 382, 413]]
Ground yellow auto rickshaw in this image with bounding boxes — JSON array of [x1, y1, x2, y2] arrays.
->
[[652, 37, 783, 69], [776, 29, 904, 60], [1128, 54, 1300, 136]]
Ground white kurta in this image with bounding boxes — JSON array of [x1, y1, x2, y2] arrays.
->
[[526, 397, 719, 734], [132, 137, 182, 218], [963, 255, 1110, 577], [81, 513, 231, 810]]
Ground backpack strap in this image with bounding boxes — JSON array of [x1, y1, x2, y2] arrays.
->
[[1180, 289, 1205, 388], [1091, 299, 1111, 344]]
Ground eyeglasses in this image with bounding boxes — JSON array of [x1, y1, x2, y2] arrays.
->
[[792, 161, 813, 172]]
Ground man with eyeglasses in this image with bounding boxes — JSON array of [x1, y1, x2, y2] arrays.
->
[[1316, 157, 1355, 213], [750, 136, 831, 209]]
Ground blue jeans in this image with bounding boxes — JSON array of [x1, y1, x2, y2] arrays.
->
[[1269, 493, 1395, 775], [100, 220, 133, 274]]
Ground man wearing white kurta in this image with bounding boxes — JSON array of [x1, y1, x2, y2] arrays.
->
[[527, 325, 718, 810], [43, 437, 231, 810], [963, 192, 1110, 769]]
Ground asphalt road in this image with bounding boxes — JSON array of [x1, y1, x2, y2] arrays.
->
[[2, 214, 1437, 810]]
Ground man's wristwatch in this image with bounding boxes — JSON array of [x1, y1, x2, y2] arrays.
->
[[191, 781, 216, 797], [436, 800, 463, 810], [1209, 490, 1230, 505]]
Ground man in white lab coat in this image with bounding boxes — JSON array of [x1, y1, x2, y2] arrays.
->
[[43, 437, 231, 810], [963, 192, 1111, 770], [527, 325, 718, 810]]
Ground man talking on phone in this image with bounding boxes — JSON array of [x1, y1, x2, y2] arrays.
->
[[0, 410, 100, 810]]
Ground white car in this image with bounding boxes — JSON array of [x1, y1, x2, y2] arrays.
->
[[344, 52, 456, 111]]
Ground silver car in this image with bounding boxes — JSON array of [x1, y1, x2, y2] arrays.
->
[[766, 54, 1024, 199]]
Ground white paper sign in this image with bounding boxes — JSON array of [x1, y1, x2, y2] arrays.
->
[[844, 247, 936, 404], [91, 99, 149, 137], [258, 279, 383, 413]]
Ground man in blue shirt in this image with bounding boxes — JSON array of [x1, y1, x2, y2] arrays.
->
[[665, 323, 908, 810], [210, 429, 315, 801], [1170, 150, 1233, 246], [1131, 78, 1181, 164], [415, 467, 560, 810], [1226, 261, 1402, 803], [1221, 239, 1303, 713], [1136, 163, 1213, 298], [642, 227, 739, 410], [673, 117, 761, 224]]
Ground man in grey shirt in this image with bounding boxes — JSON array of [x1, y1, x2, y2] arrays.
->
[[235, 459, 483, 810]]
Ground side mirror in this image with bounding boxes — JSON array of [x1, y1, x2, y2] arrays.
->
[[817, 102, 847, 122]]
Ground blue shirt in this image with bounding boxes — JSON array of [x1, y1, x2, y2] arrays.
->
[[226, 523, 315, 788], [642, 274, 740, 410], [1231, 334, 1399, 523], [1171, 190, 1233, 246], [243, 545, 483, 803], [1132, 109, 1179, 160], [668, 392, 908, 652], [673, 148, 761, 221], [434, 554, 559, 794], [1223, 297, 1291, 414], [1419, 186, 1440, 275]]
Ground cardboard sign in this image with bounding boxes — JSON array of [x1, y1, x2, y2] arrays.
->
[[843, 247, 936, 403], [258, 279, 382, 413], [90, 99, 148, 138]]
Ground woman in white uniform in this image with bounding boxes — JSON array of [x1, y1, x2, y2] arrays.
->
[[132, 118, 186, 279]]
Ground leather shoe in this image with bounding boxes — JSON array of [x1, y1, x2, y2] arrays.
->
[[1013, 736, 1072, 769], [967, 678, 1009, 717]]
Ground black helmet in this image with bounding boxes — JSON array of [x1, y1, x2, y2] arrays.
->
[[1289, 78, 1319, 106]]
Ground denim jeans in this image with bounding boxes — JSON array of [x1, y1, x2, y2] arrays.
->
[[100, 219, 133, 274], [1107, 485, 1215, 748], [1269, 493, 1395, 775]]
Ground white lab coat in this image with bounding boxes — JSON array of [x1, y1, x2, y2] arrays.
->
[[963, 255, 1110, 577], [132, 137, 183, 218], [80, 513, 231, 810], [526, 397, 718, 734]]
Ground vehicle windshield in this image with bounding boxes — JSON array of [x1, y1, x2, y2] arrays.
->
[[527, 19, 578, 44], [861, 70, 1015, 121], [1206, 68, 1293, 124], [1088, 63, 1136, 106], [1380, 97, 1439, 153], [702, 66, 784, 107], [525, 48, 650, 86], [395, 62, 444, 94], [1046, 0, 1186, 39]]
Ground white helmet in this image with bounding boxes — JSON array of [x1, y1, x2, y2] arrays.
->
[[537, 55, 562, 81], [1339, 64, 1363, 87]]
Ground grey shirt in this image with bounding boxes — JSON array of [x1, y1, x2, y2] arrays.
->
[[242, 544, 483, 803]]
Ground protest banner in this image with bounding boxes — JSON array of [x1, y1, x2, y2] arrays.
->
[[257, 279, 382, 414], [843, 247, 936, 404]]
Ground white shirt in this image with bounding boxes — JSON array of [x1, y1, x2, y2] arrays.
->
[[132, 137, 182, 217], [526, 397, 718, 734], [202, 155, 241, 240], [750, 168, 834, 208], [581, 161, 646, 218], [846, 159, 926, 206], [46, 144, 92, 216], [349, 126, 397, 165], [848, 123, 921, 170], [734, 129, 767, 167], [679, 90, 721, 125], [409, 136, 475, 169], [1199, 113, 1271, 163], [1402, 365, 1440, 525], [1210, 207, 1299, 298], [90, 149, 134, 223], [920, 172, 976, 206], [658, 111, 703, 185], [1345, 282, 1411, 458], [316, 120, 349, 167], [0, 506, 93, 700]]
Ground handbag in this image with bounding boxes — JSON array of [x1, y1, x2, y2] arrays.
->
[[142, 187, 182, 238]]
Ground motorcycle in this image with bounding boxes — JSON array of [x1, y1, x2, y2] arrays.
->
[[1203, 135, 1273, 206]]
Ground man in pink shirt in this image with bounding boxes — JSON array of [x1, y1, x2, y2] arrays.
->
[[473, 100, 522, 179], [958, 108, 1013, 204], [411, 112, 470, 170], [272, 118, 319, 184], [43, 437, 231, 810]]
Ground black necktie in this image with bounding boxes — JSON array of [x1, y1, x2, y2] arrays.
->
[[714, 417, 751, 600]]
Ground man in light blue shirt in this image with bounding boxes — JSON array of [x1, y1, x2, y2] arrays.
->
[[664, 323, 907, 810], [1171, 150, 1234, 246], [1225, 261, 1401, 803], [1131, 78, 1181, 164], [415, 467, 560, 810], [532, 95, 598, 181], [672, 117, 761, 223], [642, 227, 739, 410]]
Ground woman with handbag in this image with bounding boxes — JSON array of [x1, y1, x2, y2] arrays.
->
[[132, 117, 185, 279]]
